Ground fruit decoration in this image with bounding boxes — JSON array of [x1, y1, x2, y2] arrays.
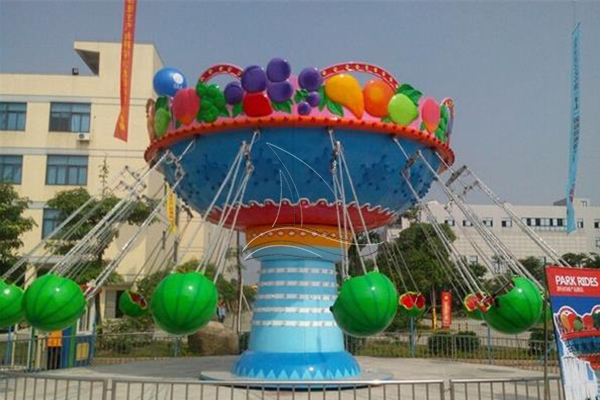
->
[[463, 292, 491, 320], [331, 272, 398, 337], [398, 291, 426, 318], [266, 58, 292, 83], [420, 98, 441, 133], [0, 280, 24, 328], [151, 272, 218, 335], [241, 66, 268, 93], [363, 79, 394, 118], [148, 60, 453, 145], [224, 82, 244, 105], [153, 67, 187, 97], [195, 82, 228, 123], [172, 88, 200, 126], [153, 108, 171, 138], [298, 67, 323, 92], [243, 92, 273, 117], [482, 277, 543, 334], [22, 274, 86, 332], [324, 74, 364, 118], [297, 101, 311, 116], [118, 291, 148, 318]]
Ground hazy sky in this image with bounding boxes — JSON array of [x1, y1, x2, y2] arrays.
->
[[1, 0, 599, 206]]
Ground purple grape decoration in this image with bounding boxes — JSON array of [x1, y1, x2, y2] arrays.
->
[[306, 92, 321, 107], [267, 81, 294, 103], [241, 66, 267, 93], [224, 82, 244, 105], [297, 101, 311, 116], [298, 67, 323, 91], [266, 58, 291, 83]]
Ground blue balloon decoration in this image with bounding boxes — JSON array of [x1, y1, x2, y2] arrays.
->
[[153, 67, 187, 97]]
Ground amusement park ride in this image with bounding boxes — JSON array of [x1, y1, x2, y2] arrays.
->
[[0, 58, 577, 381]]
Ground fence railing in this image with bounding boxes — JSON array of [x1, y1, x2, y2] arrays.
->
[[1, 330, 557, 373], [0, 372, 563, 400], [449, 377, 565, 400]]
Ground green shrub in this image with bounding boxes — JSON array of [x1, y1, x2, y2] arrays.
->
[[453, 331, 480, 353], [427, 331, 453, 356]]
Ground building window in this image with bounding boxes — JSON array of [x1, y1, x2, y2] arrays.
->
[[581, 200, 588, 207], [468, 255, 478, 265], [482, 218, 493, 228], [0, 102, 26, 131], [594, 220, 600, 229], [0, 155, 23, 184], [42, 209, 61, 238], [49, 103, 90, 133], [46, 155, 88, 186], [577, 219, 584, 229], [463, 220, 473, 227], [596, 238, 600, 248], [444, 218, 455, 227], [501, 218, 513, 228]]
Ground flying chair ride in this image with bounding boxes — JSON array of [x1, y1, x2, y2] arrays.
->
[[0, 57, 559, 382]]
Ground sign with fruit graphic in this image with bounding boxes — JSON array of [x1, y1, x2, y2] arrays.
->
[[546, 266, 600, 400]]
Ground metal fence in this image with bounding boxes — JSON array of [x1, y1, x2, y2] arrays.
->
[[1, 331, 557, 373], [0, 372, 563, 400]]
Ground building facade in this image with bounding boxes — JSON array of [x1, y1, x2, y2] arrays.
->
[[387, 198, 600, 271], [0, 41, 208, 322]]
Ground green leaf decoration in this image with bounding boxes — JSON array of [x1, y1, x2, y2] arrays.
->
[[318, 86, 327, 111], [175, 120, 182, 129], [420, 121, 426, 131], [397, 83, 415, 94], [232, 103, 243, 118], [294, 89, 308, 104], [381, 116, 392, 123], [155, 96, 169, 112], [218, 105, 230, 118], [397, 83, 422, 107], [327, 100, 344, 117], [272, 99, 293, 114]]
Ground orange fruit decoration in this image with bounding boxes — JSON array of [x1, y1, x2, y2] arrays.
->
[[363, 79, 394, 117], [324, 74, 364, 118]]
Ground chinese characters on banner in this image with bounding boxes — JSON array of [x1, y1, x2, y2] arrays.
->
[[546, 266, 600, 400], [441, 291, 452, 329], [166, 187, 177, 233], [566, 23, 581, 233], [114, 0, 137, 142]]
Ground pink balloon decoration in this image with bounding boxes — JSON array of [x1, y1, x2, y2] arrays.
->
[[421, 97, 440, 133], [173, 88, 200, 126]]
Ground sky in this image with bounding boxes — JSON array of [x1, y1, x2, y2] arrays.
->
[[0, 0, 599, 207]]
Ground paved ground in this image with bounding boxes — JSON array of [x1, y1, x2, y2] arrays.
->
[[0, 356, 562, 400]]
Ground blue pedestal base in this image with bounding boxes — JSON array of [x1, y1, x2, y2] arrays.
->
[[232, 351, 360, 380]]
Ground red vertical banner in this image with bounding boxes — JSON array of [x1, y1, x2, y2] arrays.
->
[[441, 291, 452, 329], [114, 0, 137, 142]]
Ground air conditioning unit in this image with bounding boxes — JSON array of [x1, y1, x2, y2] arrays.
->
[[77, 132, 90, 142]]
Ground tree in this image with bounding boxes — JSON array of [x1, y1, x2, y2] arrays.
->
[[584, 253, 600, 269], [45, 188, 154, 283], [520, 256, 545, 283], [562, 252, 590, 268], [0, 184, 36, 278]]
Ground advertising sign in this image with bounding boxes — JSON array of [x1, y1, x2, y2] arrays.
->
[[546, 266, 600, 400], [114, 0, 137, 142], [441, 291, 452, 329], [566, 23, 581, 233]]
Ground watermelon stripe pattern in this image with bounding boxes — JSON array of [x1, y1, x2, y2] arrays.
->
[[331, 272, 398, 337], [483, 277, 542, 334], [150, 272, 217, 335], [22, 274, 85, 332], [119, 291, 148, 318], [0, 281, 24, 327]]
